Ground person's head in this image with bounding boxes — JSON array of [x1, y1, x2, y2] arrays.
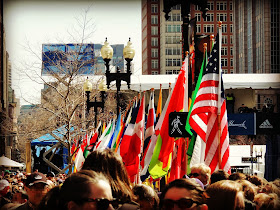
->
[[228, 172, 246, 181], [253, 193, 280, 210], [190, 163, 211, 185], [23, 172, 50, 206], [82, 149, 133, 202], [39, 170, 115, 210], [261, 181, 280, 198], [236, 180, 257, 202], [206, 180, 245, 210], [210, 169, 229, 184], [47, 171, 56, 182], [160, 178, 208, 210], [132, 184, 159, 210], [247, 175, 267, 192], [0, 179, 10, 196]]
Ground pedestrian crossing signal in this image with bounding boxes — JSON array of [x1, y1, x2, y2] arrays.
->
[[169, 112, 190, 138]]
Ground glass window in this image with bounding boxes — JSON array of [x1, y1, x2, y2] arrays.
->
[[151, 16, 158, 24], [152, 59, 158, 69], [151, 4, 158, 13], [195, 13, 201, 22], [230, 25, 233, 33], [204, 24, 214, 33], [217, 2, 227, 10], [151, 38, 158, 46], [230, 14, 233, 22], [221, 47, 227, 55], [230, 2, 233, 10], [222, 35, 227, 44], [151, 49, 158, 58], [230, 47, 233, 56], [221, 58, 228, 67], [217, 14, 227, 22], [151, 71, 158, 75], [205, 13, 214, 22], [151, 26, 158, 35], [207, 2, 214, 10], [230, 58, 233, 67], [196, 24, 201, 33]]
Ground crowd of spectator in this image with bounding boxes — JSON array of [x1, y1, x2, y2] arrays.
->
[[0, 151, 279, 210]]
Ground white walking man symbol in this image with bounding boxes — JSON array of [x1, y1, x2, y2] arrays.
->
[[171, 115, 183, 135]]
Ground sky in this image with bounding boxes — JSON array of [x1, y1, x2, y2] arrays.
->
[[3, 0, 142, 105]]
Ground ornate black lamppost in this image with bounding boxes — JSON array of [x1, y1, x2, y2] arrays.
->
[[83, 78, 107, 128], [101, 38, 135, 116]]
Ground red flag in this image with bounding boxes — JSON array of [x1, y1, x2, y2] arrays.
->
[[71, 138, 77, 155], [169, 138, 186, 182], [124, 92, 146, 182], [157, 62, 186, 168]]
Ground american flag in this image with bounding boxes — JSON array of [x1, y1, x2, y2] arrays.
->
[[189, 33, 230, 173]]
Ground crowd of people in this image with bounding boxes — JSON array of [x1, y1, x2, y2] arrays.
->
[[0, 149, 279, 210]]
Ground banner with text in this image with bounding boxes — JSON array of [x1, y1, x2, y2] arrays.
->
[[228, 113, 255, 135]]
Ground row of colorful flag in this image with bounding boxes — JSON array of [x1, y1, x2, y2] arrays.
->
[[71, 28, 230, 183]]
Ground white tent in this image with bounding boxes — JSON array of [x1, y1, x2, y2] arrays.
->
[[0, 155, 24, 168]]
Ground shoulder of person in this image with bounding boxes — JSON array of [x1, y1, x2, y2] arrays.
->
[[117, 201, 140, 210]]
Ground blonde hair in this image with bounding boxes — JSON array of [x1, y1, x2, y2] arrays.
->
[[254, 193, 280, 210], [191, 163, 211, 184]]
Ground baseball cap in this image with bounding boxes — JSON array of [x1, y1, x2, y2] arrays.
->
[[0, 179, 10, 191], [24, 172, 48, 187]]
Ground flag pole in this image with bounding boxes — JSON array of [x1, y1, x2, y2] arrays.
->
[[218, 21, 222, 169], [184, 51, 189, 175], [210, 34, 215, 52]]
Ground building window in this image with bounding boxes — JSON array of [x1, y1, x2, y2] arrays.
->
[[204, 24, 214, 33], [166, 25, 181, 33], [151, 49, 158, 58], [221, 47, 227, 56], [217, 14, 227, 22], [151, 37, 158, 46], [151, 71, 158, 75], [230, 14, 233, 22], [230, 35, 233, 44], [168, 13, 181, 21], [230, 69, 234, 74], [151, 15, 158, 24], [171, 4, 181, 10], [166, 48, 181, 55], [151, 26, 158, 35], [152, 59, 158, 69], [195, 5, 200, 10], [165, 36, 181, 44], [217, 2, 227, 10], [222, 25, 227, 33], [230, 58, 233, 67], [222, 69, 227, 74], [229, 2, 233, 10], [221, 58, 228, 67], [230, 47, 233, 55], [166, 58, 181, 66], [207, 2, 214, 10], [166, 70, 180, 74], [151, 4, 158, 13], [205, 13, 214, 22], [222, 35, 227, 44], [230, 25, 233, 33], [195, 13, 201, 22], [196, 24, 201, 33]]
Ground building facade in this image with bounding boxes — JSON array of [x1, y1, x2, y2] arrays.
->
[[42, 43, 125, 76], [142, 0, 279, 75]]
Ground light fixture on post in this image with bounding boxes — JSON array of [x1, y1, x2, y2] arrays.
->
[[101, 38, 135, 116], [83, 77, 106, 128]]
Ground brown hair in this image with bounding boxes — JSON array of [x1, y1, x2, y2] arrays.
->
[[254, 193, 280, 210], [160, 178, 207, 209], [82, 149, 133, 202], [237, 179, 257, 201], [38, 170, 109, 210], [206, 180, 244, 210], [228, 172, 246, 181], [210, 169, 229, 184]]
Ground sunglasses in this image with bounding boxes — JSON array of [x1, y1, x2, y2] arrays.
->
[[162, 198, 200, 209], [188, 173, 200, 177], [80, 198, 121, 209]]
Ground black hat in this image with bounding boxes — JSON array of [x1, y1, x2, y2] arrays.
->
[[46, 171, 55, 177], [24, 172, 48, 187]]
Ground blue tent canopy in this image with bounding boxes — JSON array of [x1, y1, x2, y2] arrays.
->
[[31, 133, 58, 146]]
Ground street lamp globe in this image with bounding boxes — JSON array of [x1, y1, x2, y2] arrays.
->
[[98, 79, 108, 92], [101, 38, 113, 60], [83, 77, 93, 92], [123, 38, 135, 59]]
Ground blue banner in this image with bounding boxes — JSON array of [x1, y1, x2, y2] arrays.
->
[[228, 113, 255, 135]]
